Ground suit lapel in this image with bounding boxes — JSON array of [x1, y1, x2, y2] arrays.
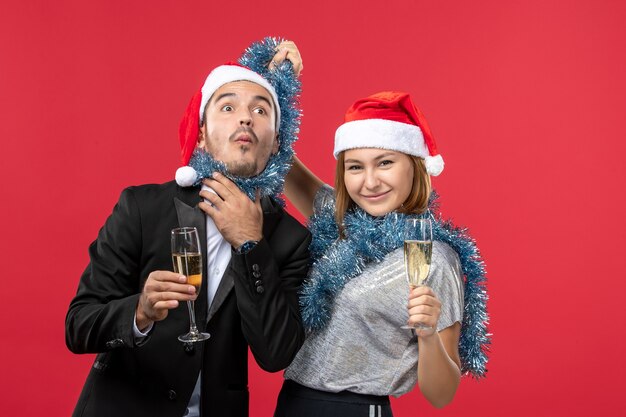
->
[[206, 266, 234, 323]]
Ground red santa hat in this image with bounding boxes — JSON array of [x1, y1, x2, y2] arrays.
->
[[175, 63, 281, 186], [333, 91, 444, 176]]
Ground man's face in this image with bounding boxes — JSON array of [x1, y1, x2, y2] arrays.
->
[[198, 81, 279, 177]]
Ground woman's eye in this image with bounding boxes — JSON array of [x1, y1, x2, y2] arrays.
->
[[379, 160, 393, 166], [346, 165, 362, 171]]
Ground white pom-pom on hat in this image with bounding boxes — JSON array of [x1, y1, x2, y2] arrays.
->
[[425, 154, 444, 176], [175, 166, 198, 187]]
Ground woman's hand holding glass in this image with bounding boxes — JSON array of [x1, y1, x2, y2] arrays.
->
[[403, 218, 438, 334], [407, 286, 441, 337]]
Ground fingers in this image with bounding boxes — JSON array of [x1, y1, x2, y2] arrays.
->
[[270, 48, 288, 69], [408, 286, 438, 305], [198, 174, 263, 246], [148, 270, 187, 284], [144, 278, 196, 296], [199, 175, 237, 213], [144, 271, 197, 298], [199, 190, 224, 213], [408, 304, 436, 319], [409, 285, 436, 298], [202, 173, 239, 198], [270, 41, 303, 76], [407, 306, 438, 329], [407, 285, 441, 329], [408, 291, 438, 308], [138, 271, 198, 323]]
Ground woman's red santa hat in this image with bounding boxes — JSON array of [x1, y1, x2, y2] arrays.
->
[[333, 91, 444, 176], [176, 62, 281, 186]]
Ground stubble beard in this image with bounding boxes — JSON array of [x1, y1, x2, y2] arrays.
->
[[203, 127, 274, 178], [224, 146, 258, 177]]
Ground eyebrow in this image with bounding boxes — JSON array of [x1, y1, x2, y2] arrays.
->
[[253, 95, 273, 108], [345, 151, 396, 163], [212, 92, 273, 109]]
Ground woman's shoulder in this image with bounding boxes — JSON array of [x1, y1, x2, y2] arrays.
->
[[433, 240, 460, 264], [313, 184, 335, 214]]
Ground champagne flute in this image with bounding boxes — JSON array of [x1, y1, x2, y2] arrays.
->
[[401, 218, 433, 330], [171, 227, 210, 343]]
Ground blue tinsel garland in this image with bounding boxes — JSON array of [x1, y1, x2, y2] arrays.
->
[[301, 191, 490, 378], [187, 37, 301, 203]]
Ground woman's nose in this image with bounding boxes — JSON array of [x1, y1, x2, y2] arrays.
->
[[363, 170, 380, 189]]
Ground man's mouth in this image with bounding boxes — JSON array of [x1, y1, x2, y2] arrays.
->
[[235, 134, 253, 144], [231, 128, 257, 145]]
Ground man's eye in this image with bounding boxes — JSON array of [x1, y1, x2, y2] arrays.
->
[[221, 105, 234, 112], [253, 107, 266, 115]]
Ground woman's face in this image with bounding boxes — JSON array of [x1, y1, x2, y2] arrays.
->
[[343, 148, 414, 217]]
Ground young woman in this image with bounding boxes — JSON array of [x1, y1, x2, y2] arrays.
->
[[274, 91, 489, 417]]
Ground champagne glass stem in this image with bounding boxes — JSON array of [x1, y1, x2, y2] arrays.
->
[[186, 300, 199, 335], [183, 249, 198, 335]]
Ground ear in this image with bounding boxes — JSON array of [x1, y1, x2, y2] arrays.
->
[[272, 133, 280, 154], [197, 124, 206, 148]]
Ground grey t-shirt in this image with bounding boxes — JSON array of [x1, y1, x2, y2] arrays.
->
[[284, 186, 464, 397]]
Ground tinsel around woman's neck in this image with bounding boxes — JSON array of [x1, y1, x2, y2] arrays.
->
[[302, 190, 490, 378]]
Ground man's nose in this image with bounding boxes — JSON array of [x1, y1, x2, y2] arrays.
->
[[238, 109, 252, 126]]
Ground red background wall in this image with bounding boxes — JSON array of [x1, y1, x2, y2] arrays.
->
[[1, 1, 625, 415]]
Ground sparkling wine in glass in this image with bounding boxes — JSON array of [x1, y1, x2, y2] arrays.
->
[[171, 227, 210, 343], [402, 218, 433, 330]]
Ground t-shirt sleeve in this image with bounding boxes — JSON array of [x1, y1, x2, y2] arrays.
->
[[313, 184, 335, 215], [429, 241, 464, 332]]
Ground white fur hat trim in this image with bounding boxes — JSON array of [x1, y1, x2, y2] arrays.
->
[[199, 65, 280, 128], [334, 118, 444, 176]]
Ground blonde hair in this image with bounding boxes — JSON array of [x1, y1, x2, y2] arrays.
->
[[334, 152, 431, 237]]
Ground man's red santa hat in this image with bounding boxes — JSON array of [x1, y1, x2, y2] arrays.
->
[[333, 91, 444, 176], [176, 63, 281, 186]]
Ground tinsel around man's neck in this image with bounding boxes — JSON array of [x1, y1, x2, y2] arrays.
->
[[186, 37, 302, 205], [188, 147, 290, 204]]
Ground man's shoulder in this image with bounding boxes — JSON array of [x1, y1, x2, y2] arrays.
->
[[262, 196, 309, 231], [277, 208, 309, 235], [123, 180, 178, 196], [120, 180, 198, 202]]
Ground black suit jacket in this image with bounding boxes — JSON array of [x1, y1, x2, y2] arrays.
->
[[66, 181, 311, 417]]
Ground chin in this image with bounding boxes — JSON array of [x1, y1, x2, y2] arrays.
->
[[225, 161, 258, 177], [361, 206, 394, 217]]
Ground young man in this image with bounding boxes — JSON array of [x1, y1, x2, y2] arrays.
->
[[66, 40, 309, 417]]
